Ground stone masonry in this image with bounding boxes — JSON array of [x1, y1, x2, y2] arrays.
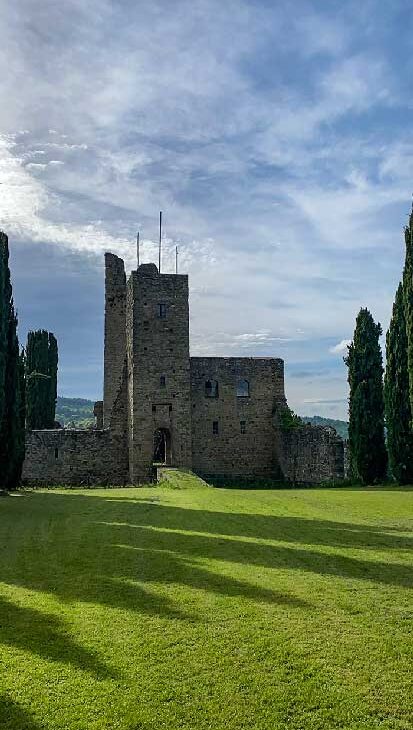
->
[[191, 357, 286, 480], [22, 253, 344, 486]]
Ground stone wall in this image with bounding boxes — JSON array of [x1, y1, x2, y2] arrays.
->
[[190, 357, 286, 479], [22, 429, 129, 486], [278, 423, 344, 484]]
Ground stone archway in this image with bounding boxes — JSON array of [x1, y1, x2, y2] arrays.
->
[[153, 428, 171, 465]]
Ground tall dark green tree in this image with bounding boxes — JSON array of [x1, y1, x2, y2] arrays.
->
[[0, 232, 25, 489], [345, 308, 387, 484], [26, 329, 58, 429], [0, 232, 11, 432], [403, 208, 413, 418], [26, 373, 52, 430], [385, 283, 413, 483]]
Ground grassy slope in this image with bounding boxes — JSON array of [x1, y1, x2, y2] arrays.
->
[[0, 478, 412, 729]]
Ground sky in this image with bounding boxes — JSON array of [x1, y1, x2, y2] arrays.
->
[[1, 0, 412, 420]]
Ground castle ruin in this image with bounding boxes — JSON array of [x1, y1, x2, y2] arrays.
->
[[23, 253, 344, 485]]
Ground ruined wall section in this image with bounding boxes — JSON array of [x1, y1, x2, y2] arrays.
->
[[190, 357, 285, 479], [103, 253, 127, 428], [22, 429, 129, 486], [277, 423, 344, 484], [127, 264, 192, 482]]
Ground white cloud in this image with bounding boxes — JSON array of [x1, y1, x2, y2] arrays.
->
[[329, 339, 351, 355], [25, 162, 47, 170]]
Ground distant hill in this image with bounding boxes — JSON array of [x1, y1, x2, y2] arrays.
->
[[56, 397, 95, 428], [300, 415, 348, 440]]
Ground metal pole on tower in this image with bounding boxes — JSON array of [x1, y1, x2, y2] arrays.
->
[[158, 211, 162, 273], [176, 245, 178, 274], [137, 231, 140, 268]]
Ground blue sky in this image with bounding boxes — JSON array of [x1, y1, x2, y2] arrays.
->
[[1, 0, 412, 419]]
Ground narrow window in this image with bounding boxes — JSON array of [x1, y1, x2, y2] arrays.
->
[[54, 448, 59, 459], [169, 404, 172, 412], [240, 420, 246, 434], [158, 303, 167, 318], [212, 420, 219, 435], [152, 405, 157, 413], [205, 379, 219, 398], [160, 375, 166, 388], [236, 379, 249, 397]]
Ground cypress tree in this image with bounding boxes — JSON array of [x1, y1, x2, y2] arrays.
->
[[26, 329, 58, 429], [0, 232, 11, 432], [26, 330, 49, 375], [2, 311, 25, 486], [47, 333, 58, 427], [403, 208, 413, 418], [345, 308, 387, 484], [26, 373, 52, 430], [385, 282, 413, 483], [0, 233, 25, 489]]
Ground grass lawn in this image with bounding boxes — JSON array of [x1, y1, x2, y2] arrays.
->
[[1, 474, 413, 729]]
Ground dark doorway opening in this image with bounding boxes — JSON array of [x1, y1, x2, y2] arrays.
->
[[153, 428, 171, 465]]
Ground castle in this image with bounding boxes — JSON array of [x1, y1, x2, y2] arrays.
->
[[23, 253, 344, 486]]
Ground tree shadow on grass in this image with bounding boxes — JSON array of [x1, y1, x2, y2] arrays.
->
[[0, 694, 42, 730], [104, 521, 413, 590], [0, 493, 311, 624], [100, 498, 413, 550], [1, 490, 412, 636], [111, 543, 309, 608], [0, 596, 116, 679], [0, 540, 307, 621]]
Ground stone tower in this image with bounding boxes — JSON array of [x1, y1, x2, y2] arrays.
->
[[125, 263, 192, 481], [103, 253, 126, 429]]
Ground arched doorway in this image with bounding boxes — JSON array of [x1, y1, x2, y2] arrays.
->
[[153, 428, 171, 465]]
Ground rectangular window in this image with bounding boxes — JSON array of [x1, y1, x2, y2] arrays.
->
[[212, 421, 219, 435], [240, 420, 246, 434], [160, 375, 166, 388], [158, 303, 167, 318], [54, 448, 59, 459], [152, 405, 156, 413]]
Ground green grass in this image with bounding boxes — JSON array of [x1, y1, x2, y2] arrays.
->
[[1, 475, 413, 729]]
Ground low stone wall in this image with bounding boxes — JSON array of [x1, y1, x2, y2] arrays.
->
[[278, 424, 344, 484], [22, 429, 128, 486]]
